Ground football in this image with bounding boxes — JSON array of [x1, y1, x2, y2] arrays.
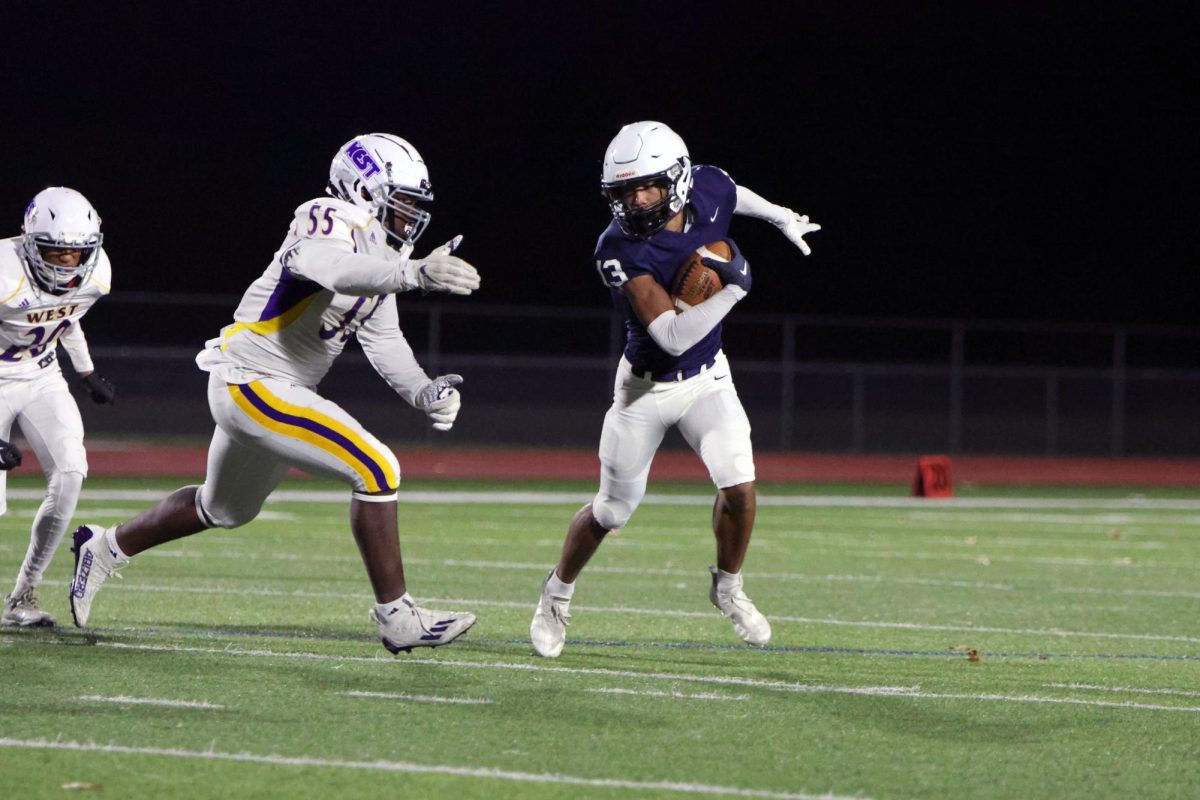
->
[[669, 241, 729, 312]]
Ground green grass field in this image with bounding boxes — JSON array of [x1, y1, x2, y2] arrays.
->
[[2, 476, 1198, 799]]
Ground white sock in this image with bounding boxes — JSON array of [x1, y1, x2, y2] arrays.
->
[[546, 570, 574, 599], [105, 527, 131, 562], [714, 567, 742, 594], [376, 592, 415, 616]]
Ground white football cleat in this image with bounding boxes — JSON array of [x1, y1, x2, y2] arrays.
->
[[530, 570, 571, 658], [709, 566, 771, 646], [69, 525, 125, 627], [369, 594, 476, 654], [2, 586, 56, 628]]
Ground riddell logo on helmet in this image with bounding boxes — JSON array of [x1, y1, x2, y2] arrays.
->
[[615, 170, 636, 178], [346, 141, 382, 179]]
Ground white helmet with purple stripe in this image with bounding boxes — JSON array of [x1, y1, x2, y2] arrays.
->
[[327, 133, 433, 251]]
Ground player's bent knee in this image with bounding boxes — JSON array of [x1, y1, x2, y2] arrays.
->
[[718, 481, 756, 513], [196, 485, 260, 529], [592, 494, 635, 530]]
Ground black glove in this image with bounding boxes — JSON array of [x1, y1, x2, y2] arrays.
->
[[702, 238, 752, 293], [81, 372, 116, 405], [0, 437, 22, 470]]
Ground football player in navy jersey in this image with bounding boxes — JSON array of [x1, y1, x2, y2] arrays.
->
[[530, 121, 820, 656]]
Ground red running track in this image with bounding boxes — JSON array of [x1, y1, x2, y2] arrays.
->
[[9, 442, 1200, 487]]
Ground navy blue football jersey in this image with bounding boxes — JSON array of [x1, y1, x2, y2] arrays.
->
[[593, 165, 737, 375]]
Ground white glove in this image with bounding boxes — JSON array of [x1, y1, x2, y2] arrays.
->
[[416, 373, 463, 431], [406, 236, 480, 295], [776, 210, 822, 256]]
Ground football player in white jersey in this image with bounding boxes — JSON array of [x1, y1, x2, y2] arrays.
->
[[68, 134, 482, 653], [530, 122, 821, 656], [1, 187, 117, 627]]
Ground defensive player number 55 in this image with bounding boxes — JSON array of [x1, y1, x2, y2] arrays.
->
[[307, 203, 336, 236], [595, 258, 628, 288]]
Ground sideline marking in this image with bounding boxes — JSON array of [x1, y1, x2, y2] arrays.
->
[[74, 695, 224, 709], [10, 488, 1200, 510], [0, 737, 862, 800], [340, 690, 493, 705]]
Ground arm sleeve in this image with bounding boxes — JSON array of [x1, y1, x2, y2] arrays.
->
[[355, 295, 431, 407], [290, 239, 421, 296], [58, 320, 95, 374], [644, 285, 746, 356], [734, 185, 792, 227]]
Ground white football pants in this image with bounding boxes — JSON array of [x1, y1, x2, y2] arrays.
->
[[0, 369, 88, 591], [591, 350, 755, 531], [196, 374, 401, 528]]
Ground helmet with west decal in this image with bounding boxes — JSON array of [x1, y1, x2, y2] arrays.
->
[[21, 187, 104, 296], [327, 133, 433, 251], [601, 121, 693, 240]]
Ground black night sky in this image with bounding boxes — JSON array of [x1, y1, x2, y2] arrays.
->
[[4, 3, 1197, 327]]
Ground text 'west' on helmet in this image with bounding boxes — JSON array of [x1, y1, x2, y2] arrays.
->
[[328, 133, 433, 250]]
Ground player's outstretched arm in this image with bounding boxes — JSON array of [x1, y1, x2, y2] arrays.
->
[[290, 237, 480, 297], [407, 236, 481, 295], [734, 185, 821, 256]]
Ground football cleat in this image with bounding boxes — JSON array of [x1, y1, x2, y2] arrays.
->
[[2, 586, 56, 628], [369, 595, 476, 654], [530, 570, 572, 658], [709, 566, 771, 646], [69, 525, 125, 627]]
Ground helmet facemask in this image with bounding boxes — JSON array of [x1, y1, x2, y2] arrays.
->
[[602, 160, 689, 240], [23, 233, 103, 296], [375, 185, 432, 251]]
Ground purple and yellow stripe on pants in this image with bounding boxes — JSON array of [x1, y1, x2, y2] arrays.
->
[[229, 381, 398, 493]]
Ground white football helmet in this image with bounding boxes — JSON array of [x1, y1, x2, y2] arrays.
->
[[327, 133, 433, 251], [601, 121, 693, 239], [21, 187, 103, 296]]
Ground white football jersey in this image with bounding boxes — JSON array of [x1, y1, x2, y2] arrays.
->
[[0, 236, 110, 381], [199, 198, 430, 404]]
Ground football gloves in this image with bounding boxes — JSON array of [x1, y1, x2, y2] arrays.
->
[[407, 236, 480, 296], [0, 437, 21, 470], [776, 210, 821, 256], [81, 372, 116, 405], [416, 373, 463, 431], [702, 239, 751, 293]]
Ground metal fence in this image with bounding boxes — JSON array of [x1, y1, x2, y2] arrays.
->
[[77, 294, 1200, 456]]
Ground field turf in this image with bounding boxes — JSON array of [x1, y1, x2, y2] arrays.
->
[[2, 476, 1198, 799]]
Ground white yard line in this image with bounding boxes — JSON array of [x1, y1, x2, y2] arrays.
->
[[33, 578, 1200, 643], [1044, 683, 1200, 698], [85, 643, 1200, 714], [0, 738, 861, 800], [73, 695, 224, 709], [339, 690, 493, 705], [589, 688, 750, 701]]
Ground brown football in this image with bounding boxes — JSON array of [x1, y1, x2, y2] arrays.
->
[[669, 241, 729, 312]]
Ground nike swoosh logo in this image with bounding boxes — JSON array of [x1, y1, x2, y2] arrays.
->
[[740, 264, 748, 275], [710, 208, 719, 222], [715, 375, 728, 380]]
